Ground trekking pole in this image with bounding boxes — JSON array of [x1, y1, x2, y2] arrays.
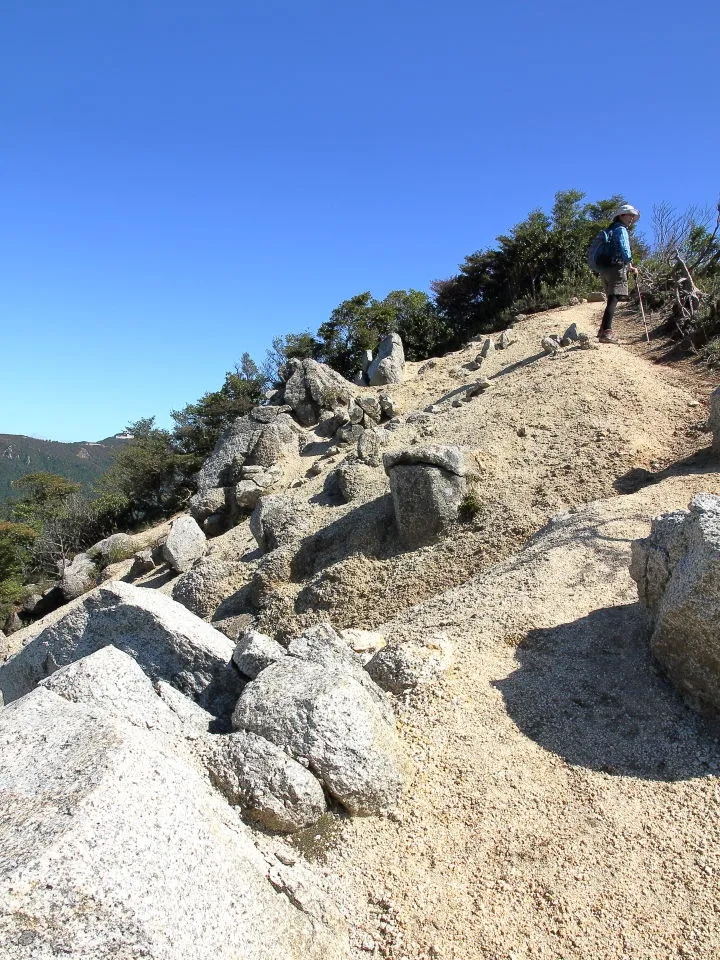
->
[[635, 273, 650, 342]]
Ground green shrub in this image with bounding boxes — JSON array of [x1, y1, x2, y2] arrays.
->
[[459, 488, 483, 521]]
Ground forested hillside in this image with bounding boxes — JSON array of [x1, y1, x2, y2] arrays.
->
[[0, 433, 129, 507]]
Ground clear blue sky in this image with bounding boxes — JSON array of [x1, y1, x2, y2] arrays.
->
[[1, 0, 718, 441]]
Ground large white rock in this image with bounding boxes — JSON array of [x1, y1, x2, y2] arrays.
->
[[163, 515, 207, 573], [38, 644, 209, 736], [0, 581, 240, 714], [0, 686, 348, 959], [86, 532, 135, 564]]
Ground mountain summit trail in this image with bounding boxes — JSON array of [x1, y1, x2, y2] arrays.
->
[[3, 302, 719, 960]]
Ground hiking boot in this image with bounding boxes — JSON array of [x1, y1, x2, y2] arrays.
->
[[598, 331, 621, 344]]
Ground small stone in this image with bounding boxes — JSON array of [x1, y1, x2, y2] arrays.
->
[[232, 630, 287, 679], [479, 338, 495, 359]]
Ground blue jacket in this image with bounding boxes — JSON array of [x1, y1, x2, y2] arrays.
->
[[609, 221, 633, 265]]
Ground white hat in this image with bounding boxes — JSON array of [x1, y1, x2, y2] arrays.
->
[[612, 203, 640, 220]]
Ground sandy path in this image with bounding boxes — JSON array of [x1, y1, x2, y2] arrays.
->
[[316, 473, 720, 960], [297, 307, 720, 959]]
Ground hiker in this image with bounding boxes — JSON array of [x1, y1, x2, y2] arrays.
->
[[596, 204, 640, 344]]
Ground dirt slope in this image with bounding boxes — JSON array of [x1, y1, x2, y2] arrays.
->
[[319, 472, 720, 960], [243, 301, 713, 642], [286, 303, 720, 959]]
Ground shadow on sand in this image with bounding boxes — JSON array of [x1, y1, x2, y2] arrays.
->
[[613, 447, 717, 494], [495, 603, 720, 781]]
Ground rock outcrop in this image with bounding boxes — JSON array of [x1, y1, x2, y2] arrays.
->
[[0, 665, 348, 958], [232, 625, 407, 815], [203, 730, 328, 832], [710, 385, 720, 455], [383, 445, 467, 548], [59, 552, 97, 601], [86, 532, 135, 565], [250, 493, 311, 553], [366, 634, 453, 695], [163, 515, 207, 573], [233, 629, 287, 679], [281, 358, 355, 426], [194, 407, 298, 495], [630, 493, 720, 713], [0, 581, 240, 715], [367, 333, 405, 386]]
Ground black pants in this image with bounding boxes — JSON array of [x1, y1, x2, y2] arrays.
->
[[600, 295, 618, 332]]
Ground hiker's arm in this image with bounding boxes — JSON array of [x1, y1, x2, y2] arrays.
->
[[618, 225, 633, 264]]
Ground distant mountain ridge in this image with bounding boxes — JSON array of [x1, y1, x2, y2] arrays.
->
[[0, 432, 131, 508]]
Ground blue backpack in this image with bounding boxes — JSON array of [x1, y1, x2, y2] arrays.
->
[[587, 228, 616, 272]]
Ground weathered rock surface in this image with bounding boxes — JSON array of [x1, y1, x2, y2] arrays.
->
[[379, 394, 399, 419], [203, 730, 327, 832], [286, 623, 365, 671], [333, 461, 383, 503], [282, 359, 355, 426], [0, 629, 7, 662], [172, 553, 241, 618], [38, 644, 197, 735], [21, 592, 43, 616], [171, 522, 256, 620], [630, 493, 720, 713], [3, 612, 22, 636], [232, 465, 283, 513], [59, 553, 97, 601], [0, 581, 240, 714], [130, 547, 157, 578], [365, 635, 453, 695], [233, 629, 287, 679], [368, 333, 405, 386], [86, 532, 135, 565], [383, 444, 466, 476], [194, 409, 297, 493], [710, 386, 720, 455], [233, 626, 406, 814], [189, 486, 228, 523], [340, 628, 387, 655], [163, 515, 207, 573], [479, 337, 496, 359], [336, 422, 365, 445], [98, 556, 135, 584], [386, 464, 466, 549], [356, 395, 382, 422], [358, 428, 382, 466], [0, 686, 348, 959], [250, 494, 310, 552], [383, 446, 467, 548]]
